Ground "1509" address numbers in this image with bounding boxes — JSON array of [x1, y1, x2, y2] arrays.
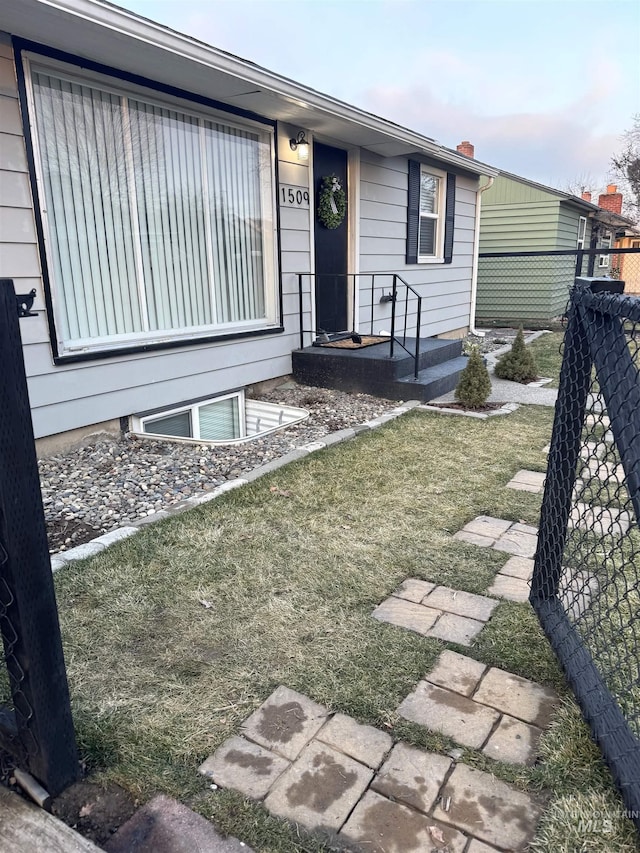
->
[[279, 184, 310, 208]]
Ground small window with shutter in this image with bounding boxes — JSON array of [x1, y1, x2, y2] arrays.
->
[[406, 161, 455, 264]]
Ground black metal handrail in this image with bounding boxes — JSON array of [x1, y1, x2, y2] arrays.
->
[[295, 272, 425, 379], [389, 274, 422, 379]]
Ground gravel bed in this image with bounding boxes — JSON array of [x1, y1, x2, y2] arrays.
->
[[39, 330, 527, 555], [39, 383, 396, 554]]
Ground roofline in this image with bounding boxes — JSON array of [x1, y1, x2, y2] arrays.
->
[[34, 0, 498, 177], [493, 168, 636, 226]]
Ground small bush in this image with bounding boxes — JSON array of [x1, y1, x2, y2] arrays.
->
[[494, 326, 538, 383], [455, 346, 491, 409]]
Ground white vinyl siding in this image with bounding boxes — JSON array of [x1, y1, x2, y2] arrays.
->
[[27, 61, 276, 354], [358, 151, 477, 338]]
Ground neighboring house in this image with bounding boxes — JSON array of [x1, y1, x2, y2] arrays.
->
[[614, 231, 640, 294], [469, 160, 634, 323], [0, 0, 497, 450]]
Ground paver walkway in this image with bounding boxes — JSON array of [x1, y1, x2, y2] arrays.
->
[[486, 556, 533, 603], [454, 515, 538, 558], [397, 650, 559, 764], [506, 469, 546, 494], [200, 685, 545, 852], [456, 516, 601, 615], [372, 580, 498, 646]]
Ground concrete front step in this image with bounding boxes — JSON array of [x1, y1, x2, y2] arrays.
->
[[292, 341, 467, 402], [395, 355, 469, 401], [0, 785, 102, 853]]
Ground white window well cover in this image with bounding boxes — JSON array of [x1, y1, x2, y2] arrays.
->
[[131, 392, 309, 445]]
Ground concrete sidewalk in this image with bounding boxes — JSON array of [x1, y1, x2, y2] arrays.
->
[[432, 331, 559, 408]]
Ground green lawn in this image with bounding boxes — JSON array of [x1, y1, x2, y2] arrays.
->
[[52, 405, 638, 852], [527, 331, 565, 387]]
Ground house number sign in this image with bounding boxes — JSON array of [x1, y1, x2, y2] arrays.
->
[[279, 184, 310, 209]]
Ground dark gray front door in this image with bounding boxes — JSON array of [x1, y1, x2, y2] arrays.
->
[[313, 142, 348, 333]]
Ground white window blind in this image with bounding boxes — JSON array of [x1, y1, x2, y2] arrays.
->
[[30, 65, 276, 351], [418, 170, 441, 258]]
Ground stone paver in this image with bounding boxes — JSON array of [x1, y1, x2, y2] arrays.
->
[[316, 713, 391, 769], [456, 516, 539, 559], [466, 841, 502, 853], [460, 515, 513, 540], [427, 612, 487, 646], [474, 667, 559, 728], [433, 764, 542, 851], [492, 528, 538, 558], [400, 652, 555, 765], [104, 795, 252, 853], [453, 530, 496, 548], [482, 715, 542, 765], [374, 582, 497, 646], [569, 502, 631, 536], [264, 740, 373, 831], [424, 649, 486, 697], [397, 681, 499, 749], [372, 597, 441, 636], [371, 742, 451, 814], [241, 686, 329, 761], [423, 586, 498, 622], [391, 578, 436, 603], [340, 790, 468, 853], [506, 470, 546, 493], [205, 684, 549, 850], [198, 735, 289, 799], [500, 556, 534, 580], [486, 573, 530, 604]]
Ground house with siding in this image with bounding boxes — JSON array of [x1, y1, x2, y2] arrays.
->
[[464, 147, 633, 323], [0, 0, 497, 451]]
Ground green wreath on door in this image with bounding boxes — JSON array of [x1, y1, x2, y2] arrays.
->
[[317, 174, 346, 229]]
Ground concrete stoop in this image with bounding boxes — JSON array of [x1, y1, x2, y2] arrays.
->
[[200, 683, 550, 852]]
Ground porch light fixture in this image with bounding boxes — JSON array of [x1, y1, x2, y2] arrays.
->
[[289, 130, 310, 161]]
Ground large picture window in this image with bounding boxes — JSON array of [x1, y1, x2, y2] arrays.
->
[[26, 60, 278, 354]]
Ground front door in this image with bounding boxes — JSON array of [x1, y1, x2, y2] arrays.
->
[[313, 142, 348, 333]]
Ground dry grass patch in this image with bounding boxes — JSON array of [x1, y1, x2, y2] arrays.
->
[[51, 405, 636, 850]]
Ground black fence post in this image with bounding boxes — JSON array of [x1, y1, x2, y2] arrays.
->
[[531, 278, 594, 604], [0, 279, 79, 797]]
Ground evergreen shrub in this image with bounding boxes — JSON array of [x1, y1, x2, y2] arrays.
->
[[494, 326, 538, 383], [455, 346, 491, 409]]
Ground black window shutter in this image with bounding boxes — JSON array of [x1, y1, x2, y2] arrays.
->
[[406, 159, 420, 265], [443, 173, 456, 264]]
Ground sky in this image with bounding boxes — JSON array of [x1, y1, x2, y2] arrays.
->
[[117, 0, 639, 195]]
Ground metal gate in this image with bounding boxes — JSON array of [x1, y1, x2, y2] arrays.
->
[[0, 279, 78, 797], [532, 275, 640, 828]]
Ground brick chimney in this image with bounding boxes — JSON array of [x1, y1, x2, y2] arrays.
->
[[456, 140, 474, 158], [598, 184, 623, 214], [581, 191, 592, 202]]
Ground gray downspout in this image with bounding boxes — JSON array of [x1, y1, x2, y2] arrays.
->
[[469, 176, 494, 336]]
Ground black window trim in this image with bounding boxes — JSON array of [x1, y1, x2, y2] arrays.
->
[[12, 37, 284, 365]]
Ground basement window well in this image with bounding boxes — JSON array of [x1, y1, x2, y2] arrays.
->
[[131, 391, 309, 445]]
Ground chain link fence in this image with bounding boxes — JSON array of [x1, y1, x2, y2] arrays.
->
[[532, 276, 640, 828], [0, 279, 78, 797], [477, 248, 640, 326]]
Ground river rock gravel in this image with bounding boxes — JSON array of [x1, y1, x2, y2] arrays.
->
[[39, 382, 397, 554]]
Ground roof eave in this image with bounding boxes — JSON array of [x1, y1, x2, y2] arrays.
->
[[14, 0, 497, 176]]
